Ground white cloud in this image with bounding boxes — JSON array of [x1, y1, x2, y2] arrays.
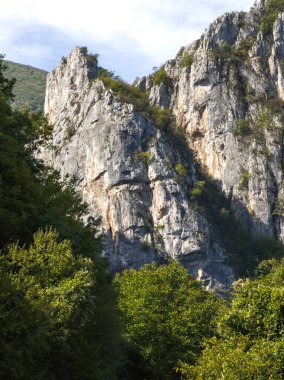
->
[[0, 0, 255, 80]]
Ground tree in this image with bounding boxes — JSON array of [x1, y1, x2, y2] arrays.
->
[[0, 229, 95, 378], [179, 258, 284, 379], [0, 53, 122, 379], [0, 229, 121, 379], [115, 261, 222, 380]]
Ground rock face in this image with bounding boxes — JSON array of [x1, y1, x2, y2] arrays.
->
[[40, 2, 284, 291], [144, 2, 284, 242], [40, 48, 233, 291]]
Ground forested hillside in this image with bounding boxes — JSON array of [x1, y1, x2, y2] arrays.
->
[[3, 60, 47, 112]]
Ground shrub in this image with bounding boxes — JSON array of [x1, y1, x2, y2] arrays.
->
[[179, 52, 195, 68], [176, 46, 185, 58], [238, 167, 251, 190], [175, 163, 187, 176], [191, 181, 206, 197], [98, 74, 174, 131], [141, 240, 151, 252], [273, 196, 284, 216], [260, 0, 284, 34], [66, 124, 76, 139], [280, 58, 284, 74], [152, 66, 172, 86], [134, 151, 151, 166], [234, 119, 251, 136]]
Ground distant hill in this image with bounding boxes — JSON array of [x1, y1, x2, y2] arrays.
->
[[4, 60, 47, 113]]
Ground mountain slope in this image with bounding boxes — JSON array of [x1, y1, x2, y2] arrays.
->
[[4, 60, 47, 112]]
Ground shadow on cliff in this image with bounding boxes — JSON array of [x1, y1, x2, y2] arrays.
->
[[158, 120, 284, 277], [195, 170, 284, 277]]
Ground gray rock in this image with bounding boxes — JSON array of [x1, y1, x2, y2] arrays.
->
[[146, 4, 284, 242], [39, 47, 234, 292]]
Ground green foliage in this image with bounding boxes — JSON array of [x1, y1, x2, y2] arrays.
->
[[79, 46, 88, 55], [280, 57, 284, 74], [179, 51, 195, 68], [238, 167, 251, 190], [179, 336, 284, 380], [211, 37, 257, 64], [152, 66, 172, 86], [0, 229, 121, 379], [260, 0, 284, 35], [178, 258, 284, 379], [273, 195, 284, 216], [0, 54, 122, 379], [176, 46, 185, 58], [191, 180, 206, 197], [98, 73, 174, 131], [255, 236, 284, 260], [134, 150, 151, 166], [115, 261, 222, 380], [0, 55, 16, 99], [212, 41, 236, 60], [234, 118, 251, 136], [174, 162, 187, 177], [141, 240, 151, 252], [3, 60, 47, 113], [61, 56, 67, 65], [66, 124, 76, 139]]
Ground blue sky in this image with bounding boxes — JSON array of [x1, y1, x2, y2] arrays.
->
[[1, 0, 255, 82]]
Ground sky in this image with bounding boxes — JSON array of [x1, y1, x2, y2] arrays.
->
[[1, 0, 255, 82]]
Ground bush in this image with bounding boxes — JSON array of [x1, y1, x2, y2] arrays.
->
[[191, 181, 206, 197], [234, 119, 251, 136], [175, 163, 187, 176], [134, 151, 151, 166], [179, 52, 195, 68], [238, 167, 251, 190], [98, 74, 174, 131], [152, 66, 172, 86], [260, 0, 284, 34]]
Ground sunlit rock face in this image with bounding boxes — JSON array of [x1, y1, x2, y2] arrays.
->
[[39, 48, 233, 292], [39, 2, 284, 291], [144, 3, 284, 242]]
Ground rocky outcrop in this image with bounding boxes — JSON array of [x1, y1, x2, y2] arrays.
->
[[40, 2, 284, 291], [39, 48, 233, 291], [144, 2, 284, 241]]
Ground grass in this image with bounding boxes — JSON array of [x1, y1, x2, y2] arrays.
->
[[4, 60, 47, 113]]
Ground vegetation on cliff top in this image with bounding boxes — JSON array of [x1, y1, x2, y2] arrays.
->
[[96, 68, 174, 131]]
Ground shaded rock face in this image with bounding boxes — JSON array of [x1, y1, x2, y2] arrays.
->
[[40, 48, 233, 291], [145, 3, 284, 241]]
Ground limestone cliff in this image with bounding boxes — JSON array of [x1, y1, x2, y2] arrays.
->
[[39, 1, 284, 291], [39, 48, 233, 291], [144, 1, 284, 242]]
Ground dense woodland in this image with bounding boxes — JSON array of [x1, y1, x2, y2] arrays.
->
[[2, 6, 284, 374]]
